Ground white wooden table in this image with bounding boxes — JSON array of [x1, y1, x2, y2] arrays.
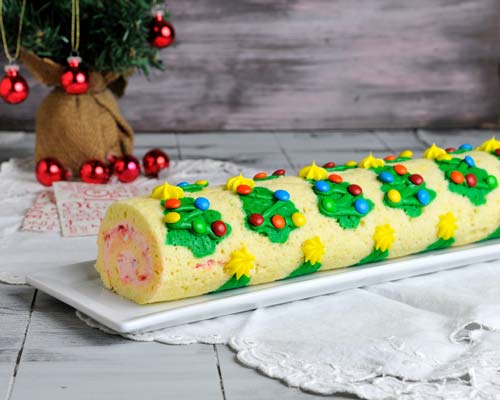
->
[[0, 129, 495, 400]]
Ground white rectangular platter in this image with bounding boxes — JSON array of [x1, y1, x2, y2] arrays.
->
[[27, 239, 500, 333]]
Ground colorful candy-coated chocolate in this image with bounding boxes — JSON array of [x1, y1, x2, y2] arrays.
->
[[195, 179, 208, 186], [463, 155, 475, 168], [274, 189, 290, 201], [194, 197, 210, 211], [394, 164, 407, 176], [387, 189, 401, 203], [292, 212, 306, 227], [249, 213, 264, 226], [417, 189, 430, 205], [271, 215, 286, 229], [458, 143, 473, 151], [211, 220, 227, 237], [399, 150, 413, 158], [345, 161, 358, 167], [237, 184, 253, 195], [409, 174, 423, 186], [495, 148, 500, 156], [378, 171, 394, 183], [322, 198, 335, 212], [487, 175, 498, 188], [323, 162, 336, 168], [450, 171, 464, 184], [163, 212, 181, 224], [328, 173, 343, 184], [354, 198, 369, 214], [165, 198, 181, 209], [177, 181, 189, 187], [192, 218, 208, 234], [254, 172, 267, 179], [465, 173, 477, 187], [384, 155, 397, 161], [445, 147, 456, 153], [272, 169, 286, 176], [314, 180, 330, 193], [347, 184, 362, 196]]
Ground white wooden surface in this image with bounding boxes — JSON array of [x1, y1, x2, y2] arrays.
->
[[0, 129, 497, 400]]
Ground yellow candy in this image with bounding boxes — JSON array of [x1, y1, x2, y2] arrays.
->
[[292, 212, 306, 227], [163, 212, 181, 224], [195, 179, 208, 186], [387, 189, 401, 203], [345, 160, 358, 167], [399, 150, 413, 158]]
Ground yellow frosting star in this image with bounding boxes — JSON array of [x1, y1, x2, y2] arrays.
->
[[437, 212, 457, 241], [476, 136, 500, 152], [358, 153, 385, 169], [224, 246, 255, 280], [301, 236, 325, 266], [225, 174, 255, 192], [373, 224, 395, 252], [423, 143, 447, 160], [151, 181, 185, 200], [298, 161, 328, 181]]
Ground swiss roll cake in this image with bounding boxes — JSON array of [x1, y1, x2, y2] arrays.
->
[[95, 139, 500, 304]]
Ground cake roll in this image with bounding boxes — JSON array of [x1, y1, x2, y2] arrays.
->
[[95, 139, 500, 304]]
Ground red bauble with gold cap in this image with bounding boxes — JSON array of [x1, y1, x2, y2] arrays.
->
[[149, 11, 175, 48], [0, 64, 29, 104], [60, 56, 89, 95]]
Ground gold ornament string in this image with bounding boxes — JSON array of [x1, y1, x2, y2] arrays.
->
[[0, 0, 27, 63], [70, 0, 80, 52]]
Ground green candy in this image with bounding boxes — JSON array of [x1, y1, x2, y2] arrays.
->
[[487, 175, 498, 189], [322, 198, 335, 212], [192, 218, 208, 234]]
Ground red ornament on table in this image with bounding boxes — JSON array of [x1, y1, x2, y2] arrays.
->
[[61, 56, 89, 95], [112, 155, 141, 183], [35, 158, 70, 186], [149, 10, 175, 48], [142, 148, 170, 177], [79, 159, 110, 184], [0, 64, 29, 104]]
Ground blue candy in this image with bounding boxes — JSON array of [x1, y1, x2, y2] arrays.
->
[[177, 181, 189, 187], [354, 198, 369, 214], [378, 171, 395, 183], [314, 180, 330, 193], [463, 155, 475, 168], [458, 143, 473, 151], [416, 189, 430, 205], [274, 189, 290, 201], [194, 197, 210, 211]]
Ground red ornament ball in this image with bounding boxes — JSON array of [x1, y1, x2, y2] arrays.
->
[[272, 169, 286, 176], [249, 213, 264, 227], [409, 174, 423, 186], [143, 148, 170, 177], [61, 57, 89, 95], [323, 162, 336, 168], [149, 13, 176, 48], [35, 158, 69, 186], [465, 173, 477, 187], [79, 159, 110, 184], [113, 155, 141, 183], [347, 184, 362, 196], [211, 220, 227, 237], [0, 65, 29, 104]]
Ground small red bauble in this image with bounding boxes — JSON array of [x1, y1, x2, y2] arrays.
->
[[347, 184, 362, 196], [211, 220, 227, 237], [465, 173, 477, 187], [61, 56, 89, 95], [0, 65, 29, 104], [149, 12, 175, 48], [143, 148, 170, 177], [112, 155, 141, 183], [409, 174, 424, 186], [35, 158, 69, 186], [249, 213, 264, 226], [79, 159, 110, 184]]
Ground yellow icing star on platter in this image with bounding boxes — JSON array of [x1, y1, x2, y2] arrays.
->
[[373, 224, 395, 252], [301, 236, 325, 266], [423, 143, 447, 160], [437, 212, 457, 241], [225, 246, 255, 280], [298, 161, 328, 181], [151, 181, 185, 200], [225, 174, 255, 192], [358, 153, 385, 169], [476, 136, 500, 152]]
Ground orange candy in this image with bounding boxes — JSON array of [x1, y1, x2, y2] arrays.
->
[[394, 164, 407, 175], [271, 215, 286, 229], [384, 155, 397, 161], [254, 172, 267, 179], [450, 171, 464, 184], [328, 174, 343, 184], [237, 184, 253, 195], [165, 198, 181, 209]]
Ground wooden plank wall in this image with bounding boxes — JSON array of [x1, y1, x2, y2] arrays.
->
[[1, 0, 500, 131]]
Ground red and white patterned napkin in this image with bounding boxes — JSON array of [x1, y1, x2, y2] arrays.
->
[[22, 190, 60, 233]]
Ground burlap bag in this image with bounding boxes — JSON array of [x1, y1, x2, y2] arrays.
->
[[21, 51, 134, 173]]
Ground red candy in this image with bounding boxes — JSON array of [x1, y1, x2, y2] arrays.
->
[[384, 155, 397, 161], [409, 174, 423, 186], [323, 162, 336, 168], [347, 184, 362, 196], [271, 215, 286, 229], [495, 149, 500, 156], [329, 174, 343, 184], [394, 164, 407, 176], [254, 172, 267, 179], [450, 171, 464, 184], [165, 199, 181, 209], [211, 220, 227, 237], [237, 184, 253, 195], [445, 147, 456, 153], [272, 169, 286, 176], [465, 173, 477, 187], [249, 213, 264, 226]]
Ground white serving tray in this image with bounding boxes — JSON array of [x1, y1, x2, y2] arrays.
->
[[27, 239, 500, 333]]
